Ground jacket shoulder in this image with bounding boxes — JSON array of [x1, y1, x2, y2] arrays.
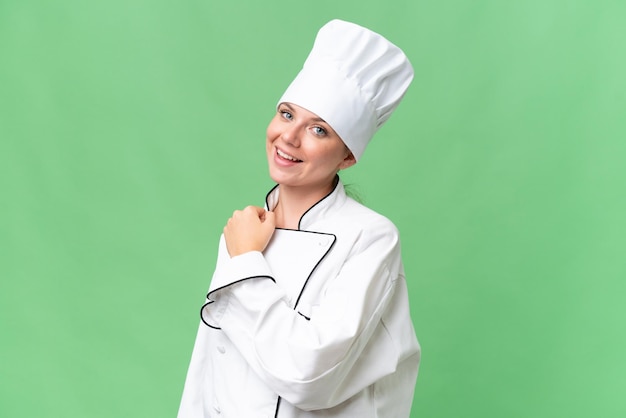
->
[[331, 197, 400, 240]]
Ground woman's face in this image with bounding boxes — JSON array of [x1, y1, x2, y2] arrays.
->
[[266, 102, 356, 192]]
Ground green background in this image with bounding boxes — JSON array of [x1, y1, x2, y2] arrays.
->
[[2, 1, 625, 416]]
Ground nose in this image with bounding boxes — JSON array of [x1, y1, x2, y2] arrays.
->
[[281, 124, 301, 147]]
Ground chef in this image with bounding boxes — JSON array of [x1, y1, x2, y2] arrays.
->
[[178, 19, 421, 418]]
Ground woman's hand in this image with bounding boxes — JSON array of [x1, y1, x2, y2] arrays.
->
[[224, 206, 276, 257]]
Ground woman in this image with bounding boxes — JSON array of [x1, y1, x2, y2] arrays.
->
[[178, 19, 420, 417]]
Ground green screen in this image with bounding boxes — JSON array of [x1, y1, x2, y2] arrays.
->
[[2, 1, 625, 416]]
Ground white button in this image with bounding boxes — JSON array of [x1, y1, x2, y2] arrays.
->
[[217, 346, 225, 354]]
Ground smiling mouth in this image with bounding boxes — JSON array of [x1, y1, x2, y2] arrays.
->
[[276, 148, 302, 162]]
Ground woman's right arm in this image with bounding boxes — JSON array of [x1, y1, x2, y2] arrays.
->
[[201, 216, 412, 411]]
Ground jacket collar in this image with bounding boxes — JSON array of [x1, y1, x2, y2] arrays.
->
[[265, 176, 348, 231]]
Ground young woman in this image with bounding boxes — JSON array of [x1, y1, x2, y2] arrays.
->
[[178, 19, 420, 417]]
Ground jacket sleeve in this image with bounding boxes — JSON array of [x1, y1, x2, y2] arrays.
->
[[202, 217, 406, 411]]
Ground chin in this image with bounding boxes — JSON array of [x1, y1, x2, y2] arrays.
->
[[267, 167, 287, 185]]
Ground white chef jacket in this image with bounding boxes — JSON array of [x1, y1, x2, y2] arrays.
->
[[178, 179, 420, 417]]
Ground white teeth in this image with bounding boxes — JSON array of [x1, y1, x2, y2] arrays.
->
[[277, 148, 300, 162]]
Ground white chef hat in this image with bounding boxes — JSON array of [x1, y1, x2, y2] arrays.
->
[[278, 19, 414, 161]]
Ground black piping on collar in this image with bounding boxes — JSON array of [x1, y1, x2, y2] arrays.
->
[[265, 175, 341, 231]]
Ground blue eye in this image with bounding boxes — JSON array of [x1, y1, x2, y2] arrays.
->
[[281, 110, 293, 120], [312, 126, 327, 136]]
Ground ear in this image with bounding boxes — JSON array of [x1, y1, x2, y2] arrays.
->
[[339, 151, 357, 170]]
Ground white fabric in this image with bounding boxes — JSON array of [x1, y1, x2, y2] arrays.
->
[[178, 181, 420, 417], [279, 19, 414, 161]]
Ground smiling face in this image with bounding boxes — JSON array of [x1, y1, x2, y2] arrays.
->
[[266, 102, 356, 195]]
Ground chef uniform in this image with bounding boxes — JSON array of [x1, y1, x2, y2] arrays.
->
[[178, 19, 420, 417]]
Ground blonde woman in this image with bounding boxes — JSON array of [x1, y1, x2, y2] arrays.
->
[[179, 19, 420, 418]]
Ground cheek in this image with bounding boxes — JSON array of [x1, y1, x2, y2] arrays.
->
[[266, 116, 281, 141], [265, 127, 273, 143], [320, 144, 348, 165]]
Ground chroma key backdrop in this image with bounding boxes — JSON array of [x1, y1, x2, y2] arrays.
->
[[1, 1, 625, 417]]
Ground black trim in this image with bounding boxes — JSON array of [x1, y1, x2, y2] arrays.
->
[[274, 396, 282, 417], [200, 275, 276, 329], [297, 311, 311, 321], [206, 275, 276, 298], [264, 175, 340, 231], [273, 227, 335, 236], [297, 175, 340, 230], [200, 301, 221, 329], [293, 234, 336, 309], [264, 183, 279, 211]]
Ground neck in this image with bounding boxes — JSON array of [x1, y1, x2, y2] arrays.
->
[[273, 178, 337, 229]]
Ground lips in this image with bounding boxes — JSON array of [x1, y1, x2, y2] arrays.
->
[[276, 147, 302, 162]]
